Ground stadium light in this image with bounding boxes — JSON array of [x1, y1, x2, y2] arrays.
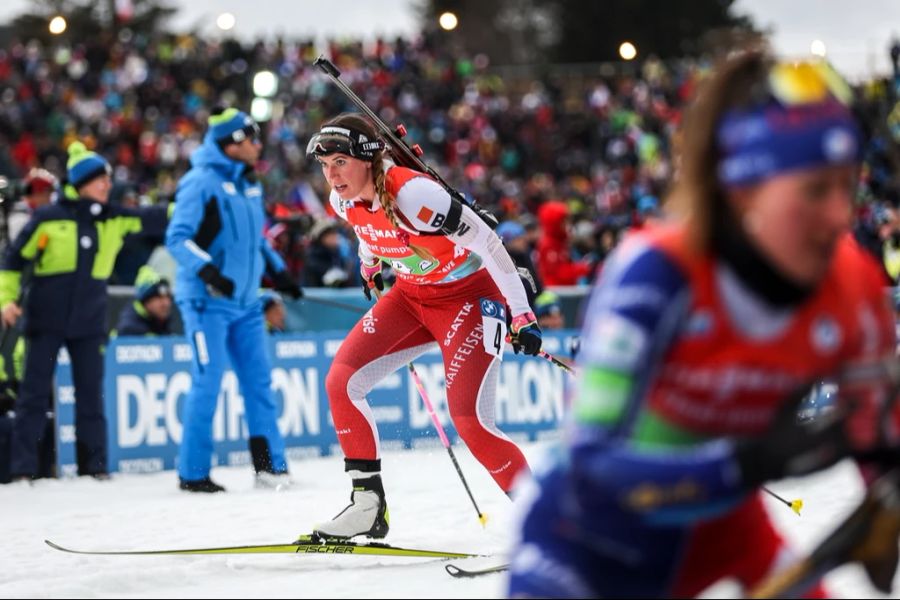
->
[[251, 97, 273, 122], [216, 12, 236, 31], [439, 12, 458, 31], [619, 41, 637, 61], [253, 71, 278, 98], [810, 39, 827, 57], [49, 15, 67, 35]]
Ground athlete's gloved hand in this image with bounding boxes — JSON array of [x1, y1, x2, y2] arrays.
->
[[509, 311, 542, 356], [734, 384, 850, 487], [360, 259, 384, 301], [272, 270, 303, 299], [199, 264, 235, 299]]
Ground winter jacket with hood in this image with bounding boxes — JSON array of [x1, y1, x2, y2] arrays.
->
[[536, 200, 591, 286], [166, 129, 285, 307]]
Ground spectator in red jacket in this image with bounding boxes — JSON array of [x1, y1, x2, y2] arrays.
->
[[536, 200, 592, 286]]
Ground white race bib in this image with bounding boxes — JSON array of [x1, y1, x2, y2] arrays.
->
[[479, 298, 507, 360]]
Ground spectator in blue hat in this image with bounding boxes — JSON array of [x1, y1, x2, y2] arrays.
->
[[115, 265, 174, 336], [496, 220, 542, 306], [534, 290, 564, 330], [0, 140, 168, 482]]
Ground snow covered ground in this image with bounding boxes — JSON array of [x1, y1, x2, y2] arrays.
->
[[1, 443, 898, 599]]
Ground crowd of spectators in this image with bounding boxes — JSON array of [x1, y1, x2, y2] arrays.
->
[[0, 28, 899, 291]]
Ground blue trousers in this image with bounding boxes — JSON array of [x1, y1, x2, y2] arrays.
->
[[177, 299, 287, 480]]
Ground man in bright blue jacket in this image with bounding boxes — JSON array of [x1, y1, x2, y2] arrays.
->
[[166, 107, 302, 492]]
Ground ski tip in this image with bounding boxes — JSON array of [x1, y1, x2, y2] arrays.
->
[[444, 561, 510, 578], [45, 540, 67, 552]]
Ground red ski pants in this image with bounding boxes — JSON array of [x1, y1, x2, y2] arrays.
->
[[325, 269, 529, 492]]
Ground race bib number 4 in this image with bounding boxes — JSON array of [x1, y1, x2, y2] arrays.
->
[[479, 298, 506, 360]]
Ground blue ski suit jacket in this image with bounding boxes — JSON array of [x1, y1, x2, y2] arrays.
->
[[165, 133, 285, 307]]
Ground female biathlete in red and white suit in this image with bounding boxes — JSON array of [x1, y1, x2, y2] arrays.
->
[[305, 113, 542, 540]]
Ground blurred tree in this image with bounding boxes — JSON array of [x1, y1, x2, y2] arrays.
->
[[548, 0, 759, 62], [423, 0, 760, 65], [420, 0, 560, 66], [9, 0, 176, 44]]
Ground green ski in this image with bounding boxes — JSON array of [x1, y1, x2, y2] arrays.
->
[[45, 536, 484, 559]]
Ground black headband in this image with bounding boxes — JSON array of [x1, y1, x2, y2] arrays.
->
[[306, 126, 384, 161]]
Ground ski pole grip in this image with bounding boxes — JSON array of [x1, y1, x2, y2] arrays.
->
[[314, 56, 341, 78]]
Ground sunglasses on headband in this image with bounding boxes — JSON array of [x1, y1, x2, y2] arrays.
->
[[306, 126, 385, 161], [219, 121, 262, 146]]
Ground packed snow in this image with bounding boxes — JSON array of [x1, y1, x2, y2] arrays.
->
[[2, 443, 898, 598]]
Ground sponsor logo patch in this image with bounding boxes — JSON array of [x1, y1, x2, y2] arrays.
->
[[417, 206, 434, 223]]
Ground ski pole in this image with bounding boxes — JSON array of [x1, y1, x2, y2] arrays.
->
[[750, 470, 900, 598], [534, 357, 807, 517], [537, 351, 805, 518], [763, 486, 803, 516], [538, 348, 807, 517], [536, 350, 809, 518], [755, 353, 900, 523], [538, 349, 575, 376], [407, 362, 488, 527], [372, 287, 488, 527]]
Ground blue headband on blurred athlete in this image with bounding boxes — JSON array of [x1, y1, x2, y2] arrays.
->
[[716, 61, 863, 187]]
